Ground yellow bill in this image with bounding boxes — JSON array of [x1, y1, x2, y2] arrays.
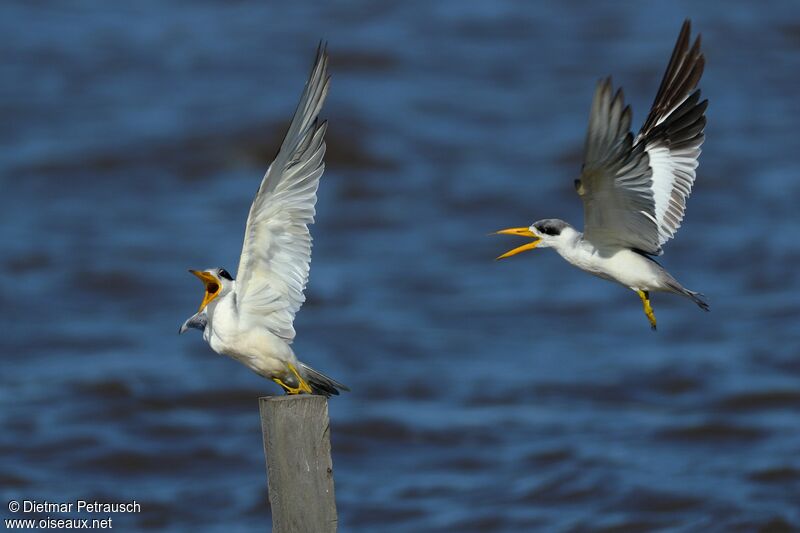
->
[[190, 269, 221, 311], [494, 227, 541, 260]]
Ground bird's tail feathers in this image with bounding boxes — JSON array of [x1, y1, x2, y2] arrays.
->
[[685, 290, 710, 312], [299, 362, 350, 397], [665, 279, 710, 312]]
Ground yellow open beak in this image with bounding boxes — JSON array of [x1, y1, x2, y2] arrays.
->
[[494, 227, 541, 260], [190, 269, 221, 311]]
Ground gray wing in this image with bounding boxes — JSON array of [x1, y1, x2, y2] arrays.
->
[[577, 20, 706, 255], [577, 79, 657, 252], [637, 21, 706, 248], [234, 43, 330, 341]]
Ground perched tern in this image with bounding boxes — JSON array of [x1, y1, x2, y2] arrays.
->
[[180, 45, 348, 396], [496, 21, 709, 330]]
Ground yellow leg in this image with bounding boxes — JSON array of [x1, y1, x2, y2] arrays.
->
[[637, 290, 657, 331], [272, 363, 313, 395]]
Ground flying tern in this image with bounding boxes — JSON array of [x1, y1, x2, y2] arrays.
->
[[496, 20, 709, 330], [180, 44, 348, 395]]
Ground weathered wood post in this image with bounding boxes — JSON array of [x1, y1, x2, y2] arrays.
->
[[259, 395, 338, 533]]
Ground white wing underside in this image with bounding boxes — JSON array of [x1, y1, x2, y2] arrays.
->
[[577, 21, 707, 256], [234, 45, 330, 342]]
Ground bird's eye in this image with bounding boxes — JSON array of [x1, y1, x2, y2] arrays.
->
[[538, 224, 561, 236], [218, 269, 233, 281], [207, 282, 220, 294]]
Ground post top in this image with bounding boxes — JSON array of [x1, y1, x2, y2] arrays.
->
[[259, 395, 328, 404]]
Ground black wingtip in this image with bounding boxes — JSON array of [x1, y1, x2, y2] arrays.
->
[[299, 362, 349, 398], [316, 40, 329, 62], [639, 19, 705, 137]]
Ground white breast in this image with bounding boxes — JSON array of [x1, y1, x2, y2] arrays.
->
[[204, 292, 295, 378], [558, 239, 663, 291]]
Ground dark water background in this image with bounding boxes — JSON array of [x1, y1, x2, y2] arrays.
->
[[2, 1, 800, 531]]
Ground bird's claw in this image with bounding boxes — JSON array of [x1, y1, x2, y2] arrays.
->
[[637, 290, 658, 331], [272, 363, 313, 395]]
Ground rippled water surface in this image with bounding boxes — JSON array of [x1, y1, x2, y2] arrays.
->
[[2, 1, 800, 531]]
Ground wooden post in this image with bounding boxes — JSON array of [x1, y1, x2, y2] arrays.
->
[[259, 395, 338, 533]]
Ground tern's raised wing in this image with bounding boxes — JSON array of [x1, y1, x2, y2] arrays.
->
[[576, 20, 706, 255], [234, 44, 330, 341]]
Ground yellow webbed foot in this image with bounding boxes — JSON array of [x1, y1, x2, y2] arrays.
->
[[272, 363, 313, 395], [637, 290, 657, 331]]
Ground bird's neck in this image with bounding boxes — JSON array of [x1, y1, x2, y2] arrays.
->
[[551, 230, 588, 266]]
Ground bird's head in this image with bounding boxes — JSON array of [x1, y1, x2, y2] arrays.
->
[[188, 267, 235, 311], [179, 268, 234, 335], [494, 219, 574, 259]]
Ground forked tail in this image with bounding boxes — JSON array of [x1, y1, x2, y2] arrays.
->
[[665, 279, 710, 312], [299, 362, 350, 397], [685, 289, 709, 312]]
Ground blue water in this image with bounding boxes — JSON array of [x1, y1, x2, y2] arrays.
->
[[2, 1, 800, 531]]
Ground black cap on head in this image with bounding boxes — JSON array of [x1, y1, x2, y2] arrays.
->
[[534, 219, 568, 237]]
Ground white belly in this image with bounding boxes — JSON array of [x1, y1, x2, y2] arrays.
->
[[204, 294, 295, 378], [561, 243, 664, 291]]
